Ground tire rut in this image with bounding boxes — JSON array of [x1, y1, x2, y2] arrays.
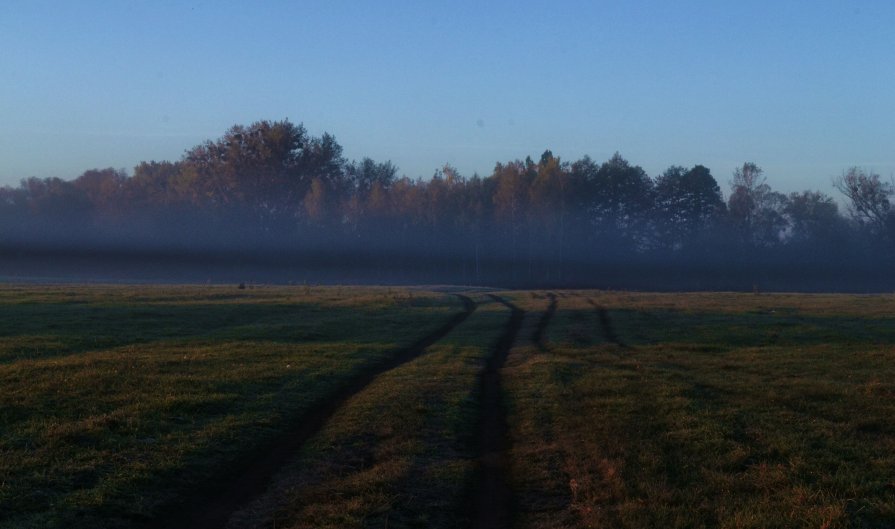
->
[[587, 298, 628, 348], [532, 293, 557, 351], [471, 295, 525, 529], [146, 294, 477, 529]]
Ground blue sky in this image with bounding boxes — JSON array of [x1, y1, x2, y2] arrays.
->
[[2, 0, 893, 195]]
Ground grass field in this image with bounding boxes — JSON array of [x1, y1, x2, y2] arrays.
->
[[1, 286, 893, 528]]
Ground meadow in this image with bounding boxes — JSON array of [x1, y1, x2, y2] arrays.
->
[[0, 285, 893, 528]]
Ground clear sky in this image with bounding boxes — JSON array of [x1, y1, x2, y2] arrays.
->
[[2, 0, 893, 195]]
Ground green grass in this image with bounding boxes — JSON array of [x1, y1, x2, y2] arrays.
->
[[0, 285, 463, 529], [2, 286, 894, 528], [225, 294, 511, 529], [503, 291, 895, 528]]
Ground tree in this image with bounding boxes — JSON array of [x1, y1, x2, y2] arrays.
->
[[728, 162, 788, 246], [834, 167, 892, 233], [341, 158, 397, 232], [0, 185, 27, 239], [491, 160, 530, 265], [346, 158, 397, 198], [181, 119, 310, 229], [299, 133, 347, 196], [529, 150, 569, 278], [784, 190, 842, 245], [129, 160, 183, 206], [303, 177, 330, 225], [728, 162, 765, 227], [72, 168, 128, 220], [567, 155, 600, 243], [20, 176, 92, 237], [587, 152, 654, 250], [654, 164, 725, 249]]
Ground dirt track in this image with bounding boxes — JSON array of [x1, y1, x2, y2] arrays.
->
[[471, 295, 525, 529], [532, 292, 558, 351], [146, 294, 477, 529], [588, 298, 628, 348]]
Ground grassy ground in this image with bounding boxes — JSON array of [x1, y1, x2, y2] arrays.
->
[[225, 293, 510, 529], [2, 286, 894, 528], [503, 291, 895, 528], [0, 285, 462, 529]]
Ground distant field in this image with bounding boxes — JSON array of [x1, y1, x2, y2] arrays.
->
[[1, 286, 893, 528]]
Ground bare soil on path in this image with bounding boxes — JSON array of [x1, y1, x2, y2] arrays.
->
[[588, 298, 628, 348], [532, 293, 557, 351], [471, 295, 525, 529]]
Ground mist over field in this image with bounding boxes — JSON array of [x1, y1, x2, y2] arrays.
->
[[6, 4, 895, 528], [1, 119, 893, 291]]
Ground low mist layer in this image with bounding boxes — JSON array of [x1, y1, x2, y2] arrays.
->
[[1, 119, 893, 290]]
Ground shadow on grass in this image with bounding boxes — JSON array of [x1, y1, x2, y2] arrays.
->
[[0, 301, 454, 364]]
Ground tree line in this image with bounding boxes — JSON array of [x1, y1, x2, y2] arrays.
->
[[1, 119, 893, 290]]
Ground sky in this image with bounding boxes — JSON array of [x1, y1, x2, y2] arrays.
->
[[1, 0, 894, 195]]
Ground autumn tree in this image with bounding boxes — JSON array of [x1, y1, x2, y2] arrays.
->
[[72, 168, 128, 221], [129, 161, 184, 206], [181, 119, 310, 231], [529, 150, 569, 278], [491, 160, 531, 266]]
